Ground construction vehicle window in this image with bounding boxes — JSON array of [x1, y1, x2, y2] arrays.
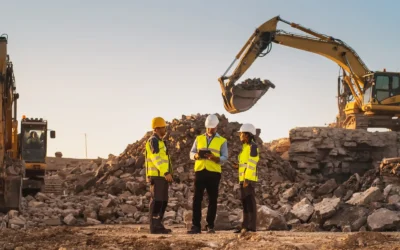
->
[[376, 76, 389, 89], [21, 129, 46, 162], [393, 76, 400, 90], [375, 75, 390, 101]]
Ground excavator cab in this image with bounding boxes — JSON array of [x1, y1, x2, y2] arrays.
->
[[20, 117, 57, 194], [219, 77, 275, 113]]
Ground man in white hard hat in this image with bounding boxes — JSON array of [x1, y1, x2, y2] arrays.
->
[[187, 114, 228, 234], [233, 123, 260, 233]]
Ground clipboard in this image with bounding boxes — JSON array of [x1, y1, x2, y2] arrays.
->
[[199, 149, 212, 159]]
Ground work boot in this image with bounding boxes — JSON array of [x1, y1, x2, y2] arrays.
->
[[187, 225, 201, 234], [150, 217, 171, 234], [151, 228, 172, 234], [161, 227, 172, 233], [205, 225, 215, 234]]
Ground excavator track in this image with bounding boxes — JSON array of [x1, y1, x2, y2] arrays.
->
[[22, 170, 64, 196], [0, 157, 24, 213]]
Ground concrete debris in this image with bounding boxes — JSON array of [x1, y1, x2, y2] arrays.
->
[[367, 208, 400, 231], [288, 127, 398, 182], [3, 114, 400, 232], [346, 186, 384, 206], [290, 198, 314, 223], [235, 78, 274, 90]]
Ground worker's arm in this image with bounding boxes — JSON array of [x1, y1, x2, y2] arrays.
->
[[149, 137, 170, 177], [219, 141, 228, 163], [190, 138, 198, 160]]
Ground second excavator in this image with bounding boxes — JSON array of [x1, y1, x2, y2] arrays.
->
[[219, 16, 400, 131]]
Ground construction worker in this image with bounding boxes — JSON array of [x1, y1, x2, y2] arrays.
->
[[187, 114, 228, 234], [233, 123, 260, 233], [145, 117, 174, 234]]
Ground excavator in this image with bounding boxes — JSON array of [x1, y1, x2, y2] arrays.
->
[[0, 34, 24, 212], [0, 34, 59, 212], [219, 16, 400, 131], [20, 116, 59, 196]]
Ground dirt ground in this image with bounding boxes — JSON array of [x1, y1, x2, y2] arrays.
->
[[1, 224, 400, 250]]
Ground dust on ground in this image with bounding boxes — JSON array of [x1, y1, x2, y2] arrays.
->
[[1, 225, 400, 250]]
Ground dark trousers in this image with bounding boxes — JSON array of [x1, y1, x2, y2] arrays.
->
[[192, 169, 221, 229], [240, 182, 257, 231], [149, 177, 169, 232]]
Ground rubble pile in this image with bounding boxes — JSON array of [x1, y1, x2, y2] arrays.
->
[[2, 115, 400, 232], [264, 138, 290, 160], [235, 78, 274, 90], [2, 114, 300, 230], [288, 127, 400, 182]]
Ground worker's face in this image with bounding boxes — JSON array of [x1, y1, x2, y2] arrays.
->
[[155, 127, 166, 137], [206, 127, 217, 136], [240, 132, 249, 143]]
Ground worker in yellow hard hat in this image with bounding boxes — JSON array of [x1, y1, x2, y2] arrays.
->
[[144, 117, 174, 234], [233, 123, 259, 233]]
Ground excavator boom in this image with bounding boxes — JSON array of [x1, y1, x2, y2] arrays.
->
[[0, 35, 23, 212], [219, 16, 372, 113], [219, 16, 400, 131]]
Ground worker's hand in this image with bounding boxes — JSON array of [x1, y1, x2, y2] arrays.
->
[[165, 173, 173, 182], [194, 153, 200, 160], [243, 180, 248, 188], [206, 153, 220, 163]]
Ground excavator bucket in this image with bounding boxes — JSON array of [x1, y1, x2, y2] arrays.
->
[[221, 79, 275, 114]]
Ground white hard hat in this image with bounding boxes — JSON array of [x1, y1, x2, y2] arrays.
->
[[239, 123, 256, 135], [205, 114, 219, 128]]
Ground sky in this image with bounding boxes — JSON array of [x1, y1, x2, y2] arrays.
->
[[1, 0, 399, 159]]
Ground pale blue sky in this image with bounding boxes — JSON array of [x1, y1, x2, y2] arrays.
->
[[1, 0, 399, 158]]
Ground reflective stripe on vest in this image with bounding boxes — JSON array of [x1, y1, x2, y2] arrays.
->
[[194, 134, 226, 173], [238, 142, 260, 182], [145, 137, 171, 177]]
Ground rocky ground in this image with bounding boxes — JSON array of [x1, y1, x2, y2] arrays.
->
[[1, 224, 400, 250], [2, 113, 400, 248]]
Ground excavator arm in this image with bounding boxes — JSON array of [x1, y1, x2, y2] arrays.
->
[[0, 34, 23, 212], [219, 16, 372, 114]]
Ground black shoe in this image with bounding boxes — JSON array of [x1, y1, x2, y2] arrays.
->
[[233, 228, 243, 233], [150, 228, 172, 234], [205, 225, 215, 234], [187, 226, 201, 234]]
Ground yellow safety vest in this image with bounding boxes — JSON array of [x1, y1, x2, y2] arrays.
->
[[238, 141, 259, 182], [194, 134, 226, 173], [144, 135, 172, 177]]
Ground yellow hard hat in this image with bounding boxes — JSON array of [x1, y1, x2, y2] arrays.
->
[[152, 117, 166, 129]]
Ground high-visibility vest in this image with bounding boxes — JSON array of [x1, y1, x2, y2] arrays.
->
[[238, 141, 259, 182], [194, 134, 226, 173], [144, 135, 172, 177]]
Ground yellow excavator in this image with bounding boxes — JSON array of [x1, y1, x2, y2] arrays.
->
[[0, 34, 23, 212], [219, 16, 400, 130], [0, 34, 60, 212], [19, 116, 58, 196]]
